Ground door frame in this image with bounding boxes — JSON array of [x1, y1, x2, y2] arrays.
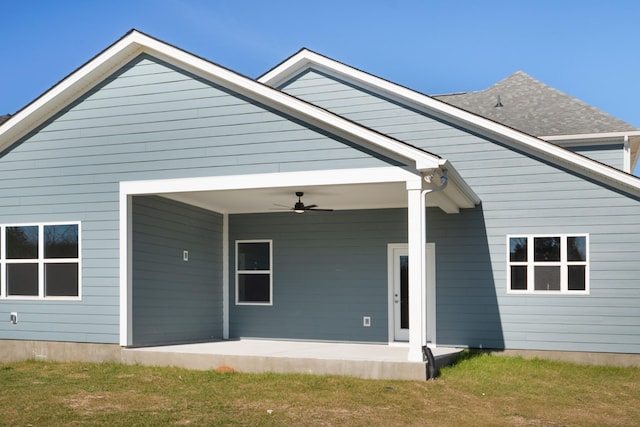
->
[[387, 243, 436, 344]]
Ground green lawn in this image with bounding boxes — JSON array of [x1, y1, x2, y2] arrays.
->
[[1, 353, 639, 426]]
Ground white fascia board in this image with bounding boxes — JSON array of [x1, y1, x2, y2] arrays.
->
[[261, 49, 640, 195], [472, 122, 640, 195], [0, 32, 441, 173], [541, 132, 640, 174], [441, 161, 481, 207], [122, 164, 480, 213], [120, 167, 419, 196], [0, 34, 144, 153], [541, 131, 640, 144], [259, 51, 313, 87], [141, 41, 441, 171], [107, 34, 443, 172]]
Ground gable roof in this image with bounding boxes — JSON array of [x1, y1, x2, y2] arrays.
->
[[0, 30, 479, 212], [259, 49, 640, 197]]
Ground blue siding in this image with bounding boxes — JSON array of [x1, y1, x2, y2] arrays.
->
[[566, 144, 624, 170], [280, 69, 640, 354], [0, 55, 394, 344], [229, 209, 407, 343], [132, 196, 223, 346]]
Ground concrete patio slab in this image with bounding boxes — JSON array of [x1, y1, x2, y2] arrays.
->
[[121, 340, 463, 381]]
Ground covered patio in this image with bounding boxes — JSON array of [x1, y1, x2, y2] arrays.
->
[[121, 339, 463, 380], [120, 151, 479, 364]]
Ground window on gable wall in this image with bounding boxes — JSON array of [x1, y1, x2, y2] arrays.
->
[[507, 234, 588, 294], [2, 223, 80, 299]]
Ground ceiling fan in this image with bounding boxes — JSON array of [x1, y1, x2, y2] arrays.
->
[[272, 192, 334, 214]]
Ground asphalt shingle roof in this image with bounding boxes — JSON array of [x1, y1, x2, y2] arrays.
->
[[434, 71, 638, 137]]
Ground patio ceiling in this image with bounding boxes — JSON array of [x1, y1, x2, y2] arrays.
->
[[162, 181, 465, 214]]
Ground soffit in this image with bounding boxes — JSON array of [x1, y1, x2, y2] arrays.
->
[[161, 181, 463, 214]]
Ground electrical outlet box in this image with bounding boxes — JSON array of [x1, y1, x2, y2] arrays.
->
[[10, 312, 17, 324], [363, 316, 371, 327], [183, 250, 189, 261]]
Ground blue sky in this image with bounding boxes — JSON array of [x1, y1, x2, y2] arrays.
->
[[2, 0, 639, 172]]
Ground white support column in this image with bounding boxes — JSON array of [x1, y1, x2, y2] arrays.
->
[[407, 180, 426, 362], [119, 192, 133, 347], [222, 213, 229, 339]]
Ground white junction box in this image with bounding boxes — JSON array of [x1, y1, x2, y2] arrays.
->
[[10, 312, 17, 324], [363, 316, 371, 327]]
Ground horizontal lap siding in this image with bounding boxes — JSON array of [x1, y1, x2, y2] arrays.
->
[[567, 144, 624, 171], [0, 55, 390, 344], [132, 196, 223, 346], [229, 209, 407, 343], [282, 70, 640, 353]]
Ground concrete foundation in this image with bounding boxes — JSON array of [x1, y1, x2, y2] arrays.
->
[[0, 339, 459, 381], [3, 339, 638, 380], [488, 348, 640, 368], [0, 340, 122, 364]]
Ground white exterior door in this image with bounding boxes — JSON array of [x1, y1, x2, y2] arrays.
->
[[389, 243, 436, 343]]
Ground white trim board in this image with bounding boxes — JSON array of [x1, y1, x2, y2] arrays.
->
[[260, 49, 640, 198], [120, 167, 419, 196], [0, 30, 448, 174], [117, 166, 440, 346]]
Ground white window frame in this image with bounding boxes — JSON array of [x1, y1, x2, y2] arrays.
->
[[0, 222, 82, 300], [235, 239, 273, 306], [506, 234, 589, 295]]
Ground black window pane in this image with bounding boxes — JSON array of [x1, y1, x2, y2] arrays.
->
[[44, 225, 78, 259], [400, 256, 409, 328], [534, 237, 560, 262], [568, 265, 586, 291], [567, 236, 587, 262], [510, 266, 528, 290], [237, 242, 270, 270], [7, 263, 38, 296], [45, 263, 79, 297], [238, 274, 270, 303], [534, 266, 561, 291], [7, 226, 38, 259], [509, 237, 528, 262]]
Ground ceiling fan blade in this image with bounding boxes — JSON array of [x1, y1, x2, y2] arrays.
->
[[269, 193, 334, 213]]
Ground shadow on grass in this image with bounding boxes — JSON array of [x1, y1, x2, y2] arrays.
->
[[441, 349, 493, 370]]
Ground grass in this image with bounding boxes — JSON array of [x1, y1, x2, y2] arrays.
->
[[1, 353, 639, 426]]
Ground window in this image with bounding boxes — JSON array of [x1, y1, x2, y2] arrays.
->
[[2, 223, 80, 299], [507, 234, 588, 294], [236, 240, 272, 305]]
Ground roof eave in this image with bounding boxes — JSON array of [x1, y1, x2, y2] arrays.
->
[[0, 32, 145, 153], [260, 49, 640, 198], [0, 33, 447, 176], [541, 132, 640, 173]]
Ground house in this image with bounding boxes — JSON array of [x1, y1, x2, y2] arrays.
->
[[1, 30, 639, 372]]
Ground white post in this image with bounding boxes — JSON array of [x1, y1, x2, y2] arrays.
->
[[222, 213, 229, 339], [119, 191, 133, 347], [407, 180, 426, 362]]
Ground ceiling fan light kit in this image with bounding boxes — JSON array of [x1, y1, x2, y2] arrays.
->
[[274, 191, 334, 213]]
